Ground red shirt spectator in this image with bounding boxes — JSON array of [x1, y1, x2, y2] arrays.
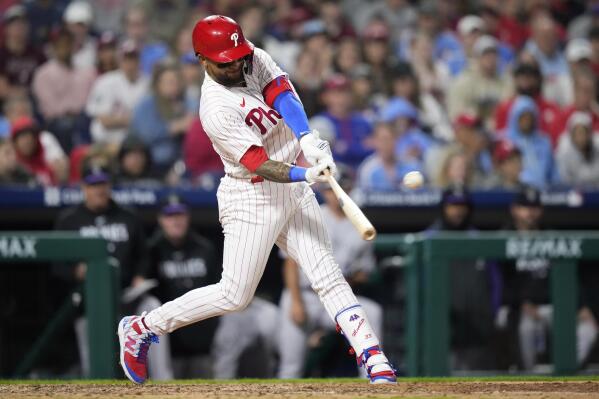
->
[[183, 118, 223, 178], [11, 116, 56, 185]]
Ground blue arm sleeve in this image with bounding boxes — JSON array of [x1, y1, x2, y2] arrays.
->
[[273, 91, 311, 139]]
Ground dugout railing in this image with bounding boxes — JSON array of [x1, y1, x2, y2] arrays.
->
[[0, 232, 118, 378], [375, 231, 599, 377]]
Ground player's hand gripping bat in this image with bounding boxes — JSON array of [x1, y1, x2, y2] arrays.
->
[[323, 169, 377, 241]]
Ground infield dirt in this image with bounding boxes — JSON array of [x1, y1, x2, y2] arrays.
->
[[2, 380, 599, 399]]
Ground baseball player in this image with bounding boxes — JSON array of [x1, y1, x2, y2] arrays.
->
[[117, 15, 396, 385]]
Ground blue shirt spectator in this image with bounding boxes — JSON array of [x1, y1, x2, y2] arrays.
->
[[357, 123, 414, 191], [504, 96, 558, 188], [380, 97, 435, 174]]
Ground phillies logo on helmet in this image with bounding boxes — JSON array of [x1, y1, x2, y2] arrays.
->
[[230, 32, 239, 47]]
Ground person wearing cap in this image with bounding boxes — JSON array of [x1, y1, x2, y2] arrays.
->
[[139, 194, 220, 378], [447, 34, 511, 129], [309, 73, 373, 169], [494, 61, 563, 148], [278, 167, 383, 379], [0, 4, 46, 89], [450, 14, 514, 77], [0, 136, 36, 185], [96, 31, 119, 75], [484, 140, 523, 189], [54, 161, 173, 379], [31, 27, 96, 153], [500, 185, 598, 370], [357, 122, 415, 191], [10, 115, 68, 186], [86, 39, 149, 148], [379, 97, 434, 174], [115, 135, 161, 187], [426, 184, 498, 369], [556, 111, 599, 187], [63, 1, 97, 69], [409, 32, 451, 99], [556, 69, 599, 145]]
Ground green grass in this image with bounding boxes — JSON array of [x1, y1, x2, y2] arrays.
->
[[1, 375, 599, 385]]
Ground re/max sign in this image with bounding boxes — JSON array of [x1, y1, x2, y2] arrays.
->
[[0, 237, 37, 258], [506, 238, 582, 259]]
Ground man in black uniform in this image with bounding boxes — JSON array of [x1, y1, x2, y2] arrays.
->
[[142, 194, 220, 378], [54, 163, 172, 379]]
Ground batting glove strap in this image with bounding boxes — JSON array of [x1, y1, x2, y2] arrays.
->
[[305, 162, 330, 184]]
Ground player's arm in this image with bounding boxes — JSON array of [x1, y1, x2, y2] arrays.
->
[[263, 76, 335, 172], [240, 145, 332, 183]]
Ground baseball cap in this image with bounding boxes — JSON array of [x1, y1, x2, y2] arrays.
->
[[160, 194, 189, 216], [565, 38, 592, 62], [380, 97, 418, 123], [493, 140, 521, 163], [324, 74, 351, 91], [301, 19, 327, 39], [362, 21, 390, 41], [457, 15, 485, 36], [513, 185, 542, 207], [82, 163, 111, 185], [3, 4, 26, 24], [98, 31, 117, 49], [10, 116, 40, 139], [454, 113, 479, 128], [473, 35, 498, 56], [441, 184, 472, 206], [64, 1, 93, 25], [566, 111, 593, 130], [119, 39, 140, 57]]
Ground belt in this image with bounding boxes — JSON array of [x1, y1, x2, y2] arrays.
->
[[226, 174, 264, 184]]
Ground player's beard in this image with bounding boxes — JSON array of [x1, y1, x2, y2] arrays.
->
[[215, 68, 245, 87]]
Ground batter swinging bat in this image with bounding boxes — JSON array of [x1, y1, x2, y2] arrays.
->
[[324, 170, 377, 241]]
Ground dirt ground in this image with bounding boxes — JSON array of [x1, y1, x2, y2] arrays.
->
[[2, 381, 599, 399]]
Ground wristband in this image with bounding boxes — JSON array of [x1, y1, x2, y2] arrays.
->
[[289, 166, 307, 182]]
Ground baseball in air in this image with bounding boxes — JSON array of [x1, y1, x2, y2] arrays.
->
[[403, 171, 424, 189]]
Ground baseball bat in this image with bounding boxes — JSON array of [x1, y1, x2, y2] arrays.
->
[[323, 170, 377, 241]]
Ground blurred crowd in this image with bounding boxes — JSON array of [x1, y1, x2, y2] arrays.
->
[[1, 0, 599, 191]]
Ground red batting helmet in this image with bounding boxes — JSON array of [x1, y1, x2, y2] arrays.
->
[[192, 15, 254, 63]]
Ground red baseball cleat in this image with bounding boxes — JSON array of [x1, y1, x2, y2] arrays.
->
[[117, 314, 159, 384]]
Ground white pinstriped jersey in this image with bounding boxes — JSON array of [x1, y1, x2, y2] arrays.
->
[[200, 47, 300, 178]]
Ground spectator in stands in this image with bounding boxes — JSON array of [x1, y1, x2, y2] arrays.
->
[[143, 194, 219, 378], [503, 96, 557, 188], [501, 186, 597, 370], [495, 62, 562, 148], [447, 35, 511, 130], [64, 1, 97, 69], [140, 0, 190, 47], [427, 185, 497, 370], [556, 112, 599, 188], [89, 0, 130, 35], [348, 64, 380, 120], [237, 3, 267, 48], [346, 0, 416, 43], [278, 169, 383, 379], [32, 27, 96, 153], [54, 162, 172, 379], [309, 74, 373, 169], [289, 50, 325, 118], [0, 5, 46, 91], [130, 61, 192, 175], [317, 0, 355, 42], [485, 140, 523, 190], [524, 13, 570, 106], [86, 40, 149, 149], [389, 62, 452, 141], [10, 116, 68, 186], [380, 97, 434, 175], [180, 52, 203, 114], [123, 5, 169, 76], [558, 71, 599, 143], [357, 122, 412, 192], [432, 147, 473, 189], [95, 31, 119, 75], [333, 38, 363, 77], [114, 135, 160, 187], [0, 137, 36, 185], [24, 0, 67, 45], [183, 118, 224, 182], [361, 19, 396, 97], [411, 32, 452, 100], [479, 4, 528, 52], [562, 39, 593, 109]]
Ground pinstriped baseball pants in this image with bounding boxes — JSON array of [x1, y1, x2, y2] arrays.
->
[[145, 177, 359, 335]]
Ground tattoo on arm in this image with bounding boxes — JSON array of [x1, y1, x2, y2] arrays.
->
[[255, 160, 292, 183]]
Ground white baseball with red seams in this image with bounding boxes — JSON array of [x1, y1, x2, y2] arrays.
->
[[142, 47, 385, 370]]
